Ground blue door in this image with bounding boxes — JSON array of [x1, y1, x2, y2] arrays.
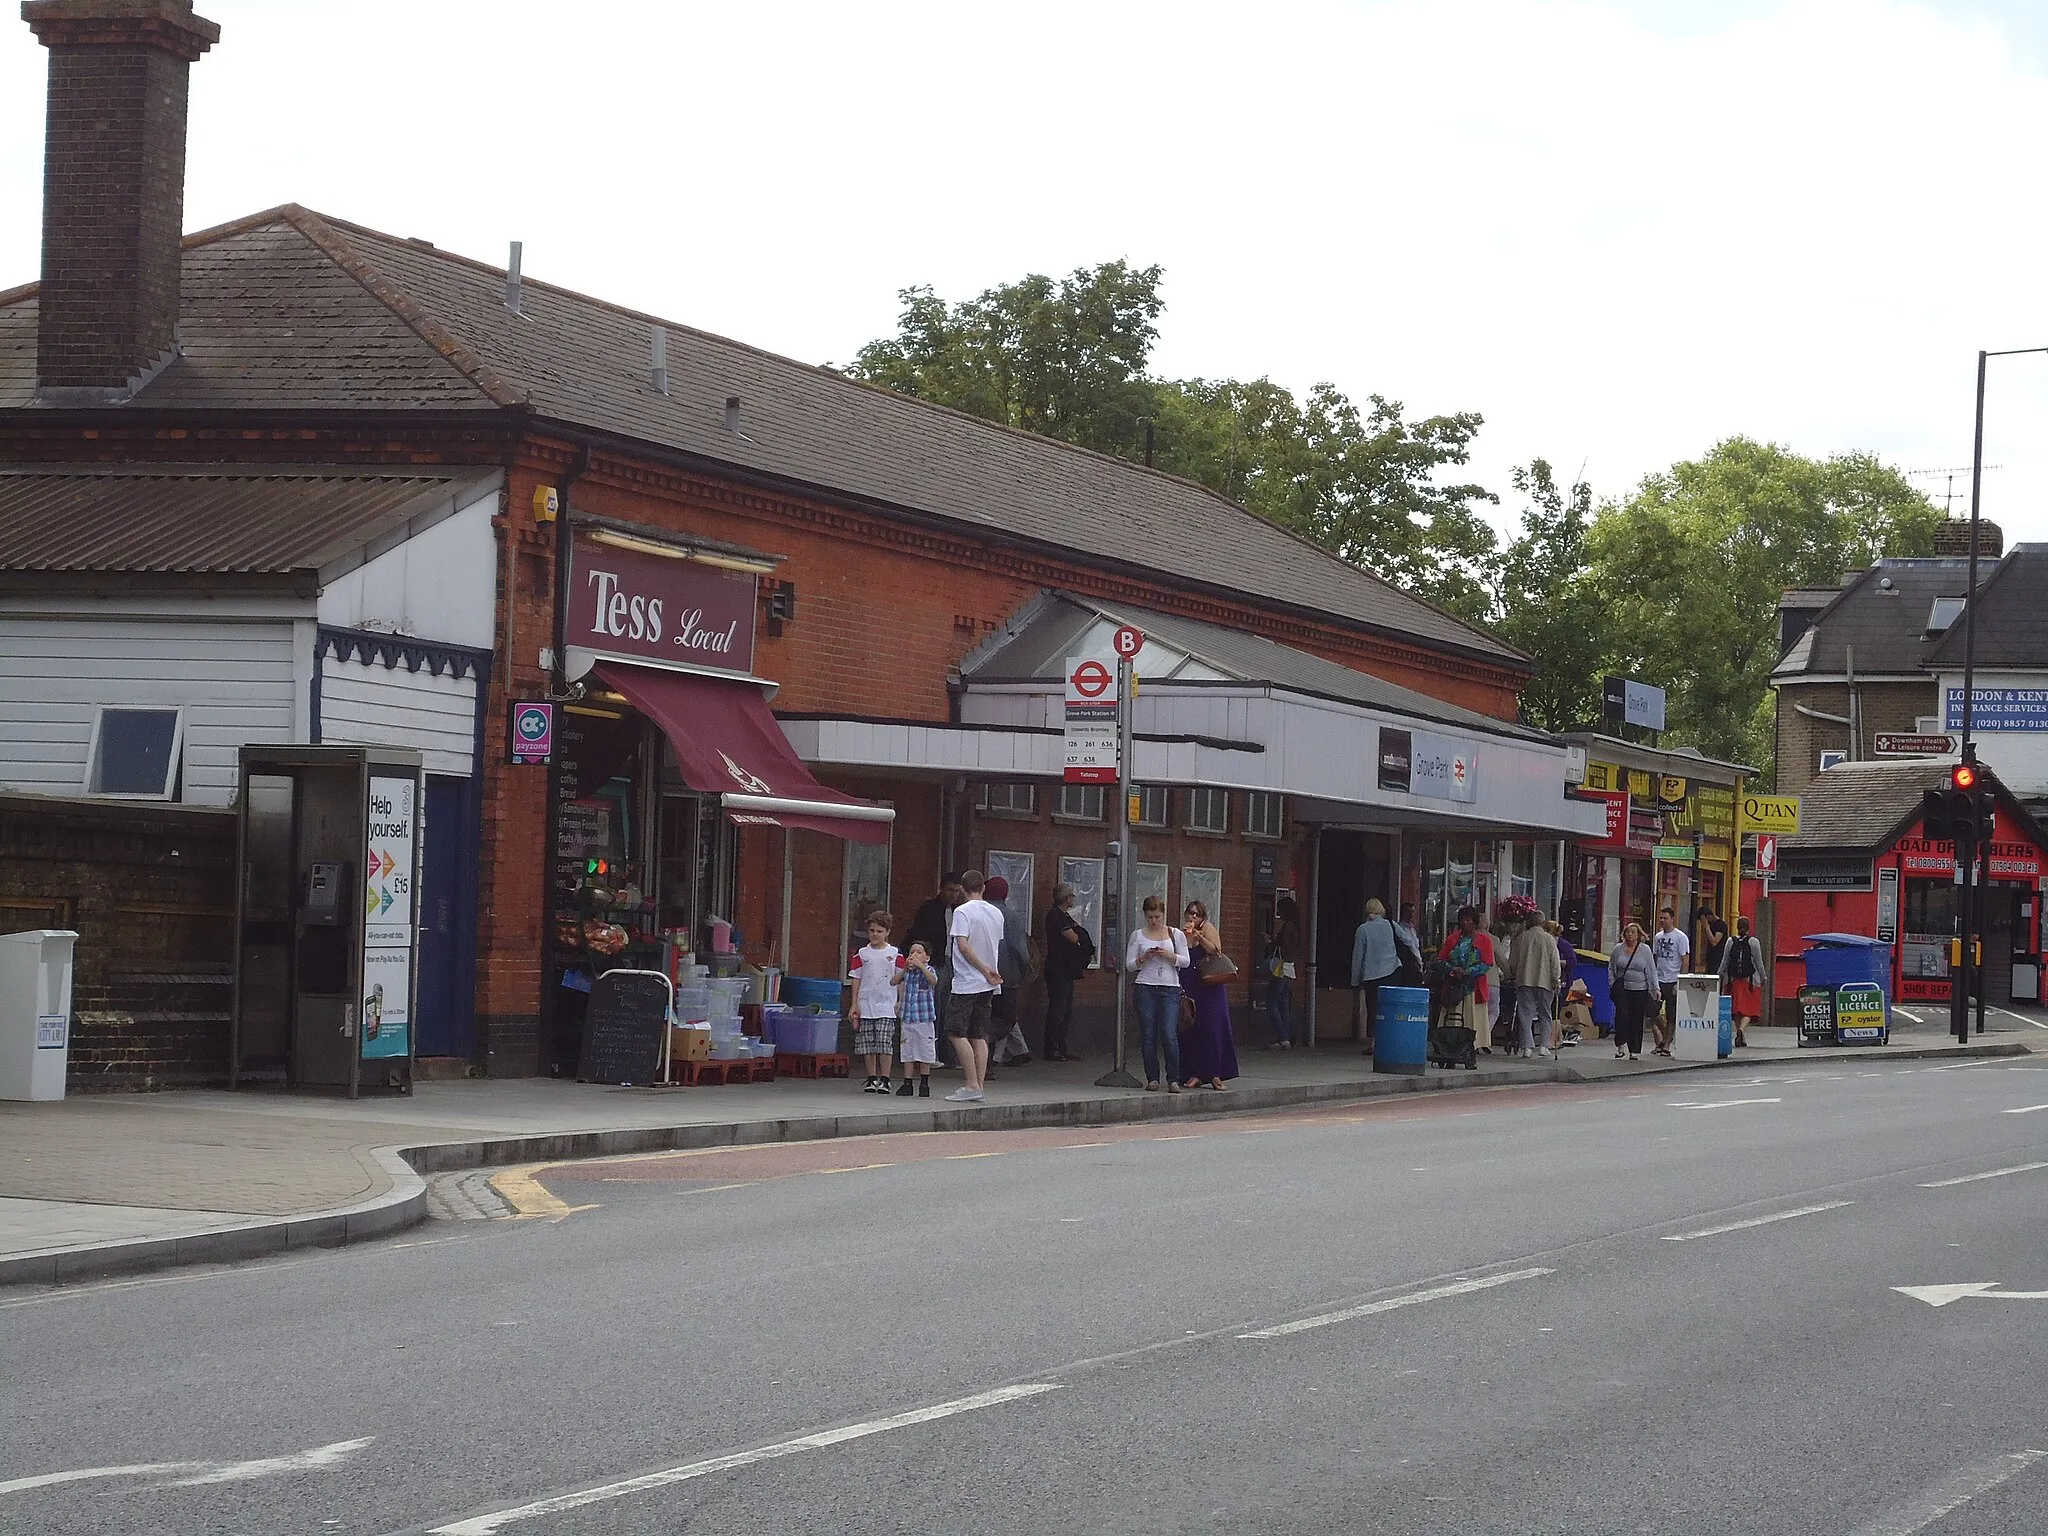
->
[[415, 775, 476, 1058]]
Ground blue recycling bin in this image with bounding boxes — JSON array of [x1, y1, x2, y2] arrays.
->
[[1373, 985, 1430, 1076], [1801, 934, 1892, 1023]]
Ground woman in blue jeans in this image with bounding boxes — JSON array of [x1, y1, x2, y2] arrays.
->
[[1125, 896, 1190, 1092]]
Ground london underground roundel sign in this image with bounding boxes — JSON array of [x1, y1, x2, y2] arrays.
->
[[1070, 658, 1115, 701]]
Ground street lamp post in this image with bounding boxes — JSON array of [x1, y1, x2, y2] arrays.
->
[[1955, 346, 2048, 1041]]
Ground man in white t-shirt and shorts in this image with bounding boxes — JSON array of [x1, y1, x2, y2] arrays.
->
[[944, 869, 1005, 1103]]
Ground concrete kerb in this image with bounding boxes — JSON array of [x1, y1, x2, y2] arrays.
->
[[1, 1038, 2026, 1290], [0, 1146, 427, 1290]]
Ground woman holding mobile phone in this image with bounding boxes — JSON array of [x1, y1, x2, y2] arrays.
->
[[1125, 896, 1189, 1092]]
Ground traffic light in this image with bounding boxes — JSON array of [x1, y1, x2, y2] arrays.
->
[[1951, 761, 1977, 793], [1921, 788, 1957, 842]]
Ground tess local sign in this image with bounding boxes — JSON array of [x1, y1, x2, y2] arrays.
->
[[567, 534, 758, 677]]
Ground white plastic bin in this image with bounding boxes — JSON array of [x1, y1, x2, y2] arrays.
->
[[0, 929, 78, 1101]]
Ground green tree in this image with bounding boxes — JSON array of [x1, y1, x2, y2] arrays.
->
[[843, 264, 1500, 617], [1492, 459, 1611, 732], [846, 260, 1165, 462], [1586, 437, 1941, 767]]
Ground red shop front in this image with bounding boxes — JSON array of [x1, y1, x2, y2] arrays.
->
[[1767, 762, 2047, 1010]]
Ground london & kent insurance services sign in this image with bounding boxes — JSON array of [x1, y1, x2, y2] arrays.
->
[[568, 534, 758, 677]]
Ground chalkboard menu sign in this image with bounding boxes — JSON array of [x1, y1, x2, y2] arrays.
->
[[576, 969, 672, 1085], [1797, 984, 1836, 1047]]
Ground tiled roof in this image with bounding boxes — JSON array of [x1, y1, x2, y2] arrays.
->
[[0, 206, 1523, 667], [1922, 545, 2048, 669], [965, 591, 1553, 743], [0, 465, 490, 577], [1770, 560, 1975, 681], [1785, 758, 2045, 852]]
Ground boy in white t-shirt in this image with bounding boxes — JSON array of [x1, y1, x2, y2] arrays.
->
[[848, 912, 903, 1093]]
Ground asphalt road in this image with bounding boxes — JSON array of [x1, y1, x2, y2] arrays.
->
[[4, 1056, 2046, 1535]]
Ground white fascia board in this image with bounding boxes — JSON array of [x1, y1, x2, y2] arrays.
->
[[0, 591, 314, 622]]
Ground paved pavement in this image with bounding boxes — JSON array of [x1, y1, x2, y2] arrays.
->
[[1, 1052, 2044, 1532], [2, 1013, 2039, 1283]]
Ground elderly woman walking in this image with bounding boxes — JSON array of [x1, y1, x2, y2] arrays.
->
[[1609, 919, 1658, 1063], [1508, 908, 1561, 1060], [1178, 900, 1241, 1091], [1350, 898, 1401, 1051]]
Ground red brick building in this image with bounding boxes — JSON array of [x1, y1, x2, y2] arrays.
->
[[1, 1, 1606, 1084]]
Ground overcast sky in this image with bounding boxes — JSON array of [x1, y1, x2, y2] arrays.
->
[[6, 0, 2048, 544]]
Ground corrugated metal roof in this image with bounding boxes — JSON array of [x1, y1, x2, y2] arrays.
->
[[0, 206, 1526, 668], [965, 592, 1553, 743], [0, 466, 485, 574]]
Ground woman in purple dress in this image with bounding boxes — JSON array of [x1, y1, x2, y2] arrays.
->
[[1178, 900, 1241, 1090]]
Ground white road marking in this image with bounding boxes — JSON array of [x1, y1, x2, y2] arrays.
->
[[2002, 1103, 2048, 1115], [1238, 1268, 1554, 1340], [1894, 1282, 2048, 1306], [163, 1436, 373, 1485], [1665, 1098, 1782, 1109], [0, 1461, 201, 1497], [1847, 1448, 2047, 1536], [426, 1386, 1060, 1534], [0, 1437, 371, 1499], [1893, 1006, 1924, 1025], [1986, 1006, 2048, 1030], [1919, 1161, 2048, 1188], [1661, 1201, 1853, 1242]]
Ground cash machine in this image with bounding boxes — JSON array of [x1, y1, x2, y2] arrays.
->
[[231, 745, 423, 1096]]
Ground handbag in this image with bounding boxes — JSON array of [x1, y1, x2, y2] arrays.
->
[[1179, 992, 1198, 1030], [1199, 950, 1238, 986]]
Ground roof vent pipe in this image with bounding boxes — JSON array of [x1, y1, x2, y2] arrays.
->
[[650, 326, 669, 395], [505, 241, 523, 314], [725, 395, 741, 433]]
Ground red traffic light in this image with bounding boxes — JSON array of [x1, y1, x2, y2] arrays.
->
[[1952, 763, 1978, 792]]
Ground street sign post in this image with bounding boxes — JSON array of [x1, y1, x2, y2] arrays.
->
[[1063, 657, 1119, 785], [1873, 732, 1958, 757], [1096, 635, 1143, 1090]]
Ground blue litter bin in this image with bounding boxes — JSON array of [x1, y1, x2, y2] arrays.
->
[[1571, 954, 1613, 1031], [1718, 995, 1734, 1058], [1801, 934, 1892, 1024], [1373, 985, 1430, 1076]]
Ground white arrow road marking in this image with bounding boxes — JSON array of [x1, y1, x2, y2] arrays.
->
[[1894, 1283, 2048, 1306], [1920, 1161, 2048, 1187], [2002, 1103, 2048, 1114], [0, 1461, 203, 1497], [1665, 1098, 1782, 1109], [427, 1386, 1059, 1535], [0, 1437, 371, 1499], [1848, 1448, 2048, 1536], [1238, 1268, 1555, 1339], [1661, 1201, 1853, 1242], [163, 1436, 374, 1486]]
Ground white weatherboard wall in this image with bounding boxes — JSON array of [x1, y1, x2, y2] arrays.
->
[[317, 488, 498, 649], [319, 655, 478, 777], [0, 614, 296, 805]]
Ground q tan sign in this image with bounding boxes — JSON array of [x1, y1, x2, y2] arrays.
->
[[1739, 792, 1802, 837]]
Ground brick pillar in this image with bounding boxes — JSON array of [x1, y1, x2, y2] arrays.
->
[[23, 0, 219, 401]]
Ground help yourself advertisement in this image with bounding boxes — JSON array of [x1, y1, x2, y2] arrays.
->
[[362, 776, 416, 1060]]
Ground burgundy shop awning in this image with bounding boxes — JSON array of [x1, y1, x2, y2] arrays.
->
[[594, 661, 893, 844]]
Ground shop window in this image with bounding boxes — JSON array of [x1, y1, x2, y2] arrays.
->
[[1131, 785, 1169, 827], [1244, 791, 1286, 840], [1055, 783, 1106, 821], [85, 706, 184, 799], [1186, 786, 1229, 834], [978, 781, 1036, 816]]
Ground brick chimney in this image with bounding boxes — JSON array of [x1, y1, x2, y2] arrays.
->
[[1932, 515, 2003, 560], [23, 0, 219, 404]]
